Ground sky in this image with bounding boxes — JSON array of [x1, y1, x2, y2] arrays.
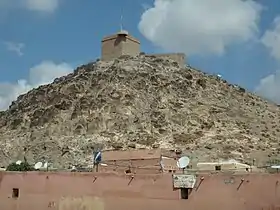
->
[[1, 0, 280, 110]]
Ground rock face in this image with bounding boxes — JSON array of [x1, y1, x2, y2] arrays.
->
[[0, 55, 280, 167]]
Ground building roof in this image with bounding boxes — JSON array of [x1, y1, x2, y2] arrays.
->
[[197, 159, 250, 166], [102, 149, 161, 161], [101, 31, 140, 44]]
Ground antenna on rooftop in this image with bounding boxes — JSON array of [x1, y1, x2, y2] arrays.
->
[[116, 4, 129, 36], [120, 12, 123, 31], [119, 5, 126, 33]]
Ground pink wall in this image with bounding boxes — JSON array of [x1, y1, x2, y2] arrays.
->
[[0, 171, 280, 210], [100, 158, 161, 174]]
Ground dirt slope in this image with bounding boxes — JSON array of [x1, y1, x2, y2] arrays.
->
[[0, 55, 279, 167]]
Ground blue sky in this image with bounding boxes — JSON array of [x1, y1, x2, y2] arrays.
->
[[1, 0, 280, 110]]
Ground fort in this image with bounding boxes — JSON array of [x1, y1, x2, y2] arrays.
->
[[101, 30, 186, 67]]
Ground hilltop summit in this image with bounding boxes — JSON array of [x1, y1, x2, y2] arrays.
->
[[0, 54, 280, 167]]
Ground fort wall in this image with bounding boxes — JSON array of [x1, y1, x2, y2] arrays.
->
[[0, 171, 279, 210], [100, 31, 186, 67], [147, 53, 186, 67]]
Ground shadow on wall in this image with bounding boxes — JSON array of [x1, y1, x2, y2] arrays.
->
[[58, 196, 104, 210], [114, 36, 125, 46]]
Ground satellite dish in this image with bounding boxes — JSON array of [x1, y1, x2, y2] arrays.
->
[[70, 165, 77, 172], [177, 156, 190, 169], [43, 162, 48, 169], [271, 165, 280, 169], [34, 162, 43, 170], [93, 150, 102, 164], [16, 160, 22, 165]]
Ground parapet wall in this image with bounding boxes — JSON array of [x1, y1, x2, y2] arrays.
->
[[0, 172, 280, 210], [147, 53, 186, 67]]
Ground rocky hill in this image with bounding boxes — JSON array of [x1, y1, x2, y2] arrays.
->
[[0, 55, 280, 168]]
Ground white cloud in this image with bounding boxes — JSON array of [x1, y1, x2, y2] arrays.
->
[[256, 16, 280, 104], [0, 0, 60, 13], [0, 61, 72, 111], [261, 16, 280, 60], [24, 0, 59, 13], [138, 0, 262, 56], [3, 42, 25, 56], [255, 70, 280, 104]]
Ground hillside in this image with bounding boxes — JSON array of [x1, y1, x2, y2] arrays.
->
[[0, 54, 280, 167]]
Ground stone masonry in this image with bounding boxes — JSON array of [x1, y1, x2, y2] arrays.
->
[[101, 30, 186, 67]]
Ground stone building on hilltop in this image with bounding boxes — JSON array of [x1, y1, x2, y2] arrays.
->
[[101, 30, 186, 67], [101, 30, 140, 61]]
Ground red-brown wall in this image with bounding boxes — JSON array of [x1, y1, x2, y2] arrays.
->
[[0, 171, 280, 210], [100, 158, 161, 174]]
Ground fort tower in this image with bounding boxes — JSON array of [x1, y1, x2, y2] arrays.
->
[[101, 30, 141, 61]]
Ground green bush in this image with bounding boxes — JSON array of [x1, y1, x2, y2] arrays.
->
[[6, 159, 35, 171]]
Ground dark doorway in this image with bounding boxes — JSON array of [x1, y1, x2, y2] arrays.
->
[[181, 188, 189, 199]]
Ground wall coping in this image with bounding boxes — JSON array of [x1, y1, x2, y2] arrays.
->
[[101, 34, 140, 44], [1, 171, 277, 178]]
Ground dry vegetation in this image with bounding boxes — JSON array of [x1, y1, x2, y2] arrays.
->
[[0, 54, 280, 167]]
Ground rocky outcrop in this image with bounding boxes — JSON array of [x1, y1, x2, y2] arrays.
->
[[0, 55, 280, 167]]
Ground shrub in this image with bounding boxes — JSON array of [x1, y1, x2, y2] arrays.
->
[[6, 159, 35, 171]]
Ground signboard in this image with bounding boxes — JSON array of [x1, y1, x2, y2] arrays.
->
[[172, 174, 196, 188]]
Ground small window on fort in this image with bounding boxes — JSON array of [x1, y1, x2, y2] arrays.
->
[[180, 188, 189, 199], [215, 165, 221, 171], [12, 188, 19, 198]]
